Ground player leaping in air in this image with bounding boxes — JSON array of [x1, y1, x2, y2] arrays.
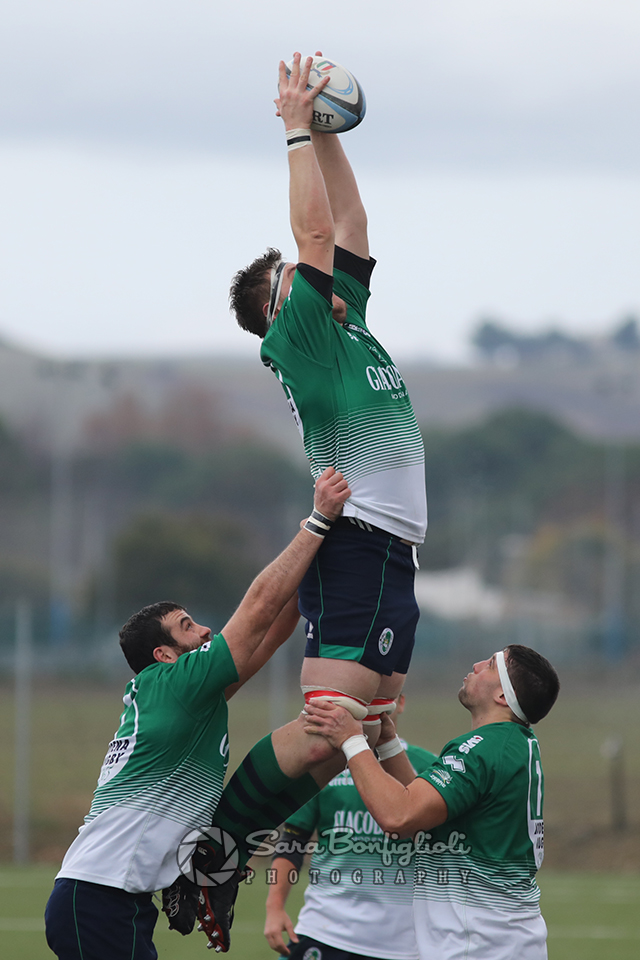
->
[[199, 50, 428, 946], [230, 49, 427, 762]]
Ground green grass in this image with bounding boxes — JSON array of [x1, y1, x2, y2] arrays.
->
[[1, 865, 639, 960]]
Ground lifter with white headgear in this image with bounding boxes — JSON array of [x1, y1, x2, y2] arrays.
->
[[304, 645, 560, 960]]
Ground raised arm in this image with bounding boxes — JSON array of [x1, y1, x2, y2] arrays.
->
[[220, 468, 350, 677], [225, 595, 300, 700], [304, 700, 447, 837], [277, 53, 335, 273], [309, 50, 368, 259]]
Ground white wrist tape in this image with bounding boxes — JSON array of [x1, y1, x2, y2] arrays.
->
[[376, 736, 405, 761], [286, 127, 312, 152], [342, 735, 370, 762]]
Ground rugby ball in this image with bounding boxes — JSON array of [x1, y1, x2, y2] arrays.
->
[[285, 56, 366, 133]]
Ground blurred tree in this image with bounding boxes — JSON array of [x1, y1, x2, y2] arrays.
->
[[0, 417, 41, 498], [420, 409, 602, 576], [111, 513, 262, 625], [611, 316, 640, 352]]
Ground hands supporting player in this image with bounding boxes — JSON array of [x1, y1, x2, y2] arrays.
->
[[276, 52, 330, 131], [378, 708, 399, 746], [303, 699, 363, 747], [312, 466, 351, 523]]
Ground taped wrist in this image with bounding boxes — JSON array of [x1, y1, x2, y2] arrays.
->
[[286, 127, 312, 152], [342, 734, 370, 762], [272, 824, 313, 873], [376, 736, 405, 761], [303, 509, 334, 539]]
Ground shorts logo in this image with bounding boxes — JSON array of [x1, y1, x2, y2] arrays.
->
[[303, 949, 322, 960], [378, 628, 394, 656]]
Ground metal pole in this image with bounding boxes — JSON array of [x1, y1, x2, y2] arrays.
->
[[601, 737, 627, 832], [602, 444, 625, 661], [14, 599, 32, 863]]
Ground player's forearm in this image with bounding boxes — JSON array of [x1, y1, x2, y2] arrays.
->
[[346, 749, 415, 833], [347, 749, 446, 837], [310, 133, 368, 256], [380, 748, 419, 787], [265, 857, 297, 910], [226, 597, 300, 699], [288, 145, 335, 262], [241, 530, 322, 631]]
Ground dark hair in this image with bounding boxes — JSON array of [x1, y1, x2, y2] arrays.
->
[[229, 248, 283, 338], [119, 601, 183, 674], [506, 644, 560, 724]]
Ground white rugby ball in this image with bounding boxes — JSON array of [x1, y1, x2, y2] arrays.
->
[[285, 56, 366, 133]]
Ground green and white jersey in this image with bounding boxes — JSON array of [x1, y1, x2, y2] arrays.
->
[[286, 743, 435, 960], [57, 633, 238, 894], [415, 722, 545, 917], [261, 250, 427, 544]]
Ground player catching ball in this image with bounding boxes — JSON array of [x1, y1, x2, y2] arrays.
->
[[227, 44, 427, 840]]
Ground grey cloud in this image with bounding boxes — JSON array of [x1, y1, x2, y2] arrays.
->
[[1, 1, 640, 172]]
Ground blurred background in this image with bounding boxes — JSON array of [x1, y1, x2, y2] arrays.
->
[[1, 2, 639, 957]]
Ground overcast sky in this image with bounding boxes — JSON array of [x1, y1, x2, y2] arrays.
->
[[1, 0, 639, 363]]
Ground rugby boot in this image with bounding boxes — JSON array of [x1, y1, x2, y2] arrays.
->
[[161, 874, 200, 935], [196, 868, 247, 953]]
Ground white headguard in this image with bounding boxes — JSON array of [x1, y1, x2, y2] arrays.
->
[[266, 261, 287, 328], [495, 649, 529, 724]]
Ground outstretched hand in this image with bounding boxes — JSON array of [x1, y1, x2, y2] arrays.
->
[[313, 466, 351, 522], [275, 52, 330, 129], [303, 700, 363, 748]]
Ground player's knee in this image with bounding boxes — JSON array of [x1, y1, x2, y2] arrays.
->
[[304, 734, 339, 765]]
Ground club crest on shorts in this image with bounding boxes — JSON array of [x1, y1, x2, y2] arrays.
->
[[303, 949, 322, 960], [378, 627, 394, 656]]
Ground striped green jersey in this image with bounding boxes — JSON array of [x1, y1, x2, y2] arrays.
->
[[261, 249, 427, 543], [285, 743, 436, 960], [56, 633, 238, 893], [416, 721, 545, 916]]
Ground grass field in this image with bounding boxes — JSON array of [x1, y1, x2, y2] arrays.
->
[[1, 865, 639, 959]]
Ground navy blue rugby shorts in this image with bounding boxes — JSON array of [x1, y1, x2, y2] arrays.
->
[[45, 878, 158, 960], [282, 934, 394, 960], [298, 517, 420, 677]]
